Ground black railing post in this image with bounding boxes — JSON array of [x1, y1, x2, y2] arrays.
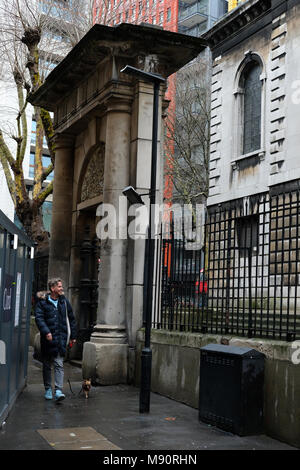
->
[[90, 236, 99, 328], [225, 209, 232, 334], [78, 226, 92, 351], [248, 246, 253, 338]]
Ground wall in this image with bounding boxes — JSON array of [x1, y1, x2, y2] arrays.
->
[[136, 329, 300, 448], [207, 2, 300, 207], [0, 210, 34, 427], [208, 22, 271, 204]]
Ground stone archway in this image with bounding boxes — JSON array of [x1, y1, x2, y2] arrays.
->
[[75, 142, 105, 253], [70, 143, 105, 357]]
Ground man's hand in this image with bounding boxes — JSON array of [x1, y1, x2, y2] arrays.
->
[[69, 339, 77, 348], [46, 333, 53, 341]]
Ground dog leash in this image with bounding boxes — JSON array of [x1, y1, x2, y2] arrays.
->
[[67, 379, 75, 395], [65, 332, 76, 396], [67, 378, 86, 397]]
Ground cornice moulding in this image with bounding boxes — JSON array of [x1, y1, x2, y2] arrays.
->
[[203, 0, 272, 49]]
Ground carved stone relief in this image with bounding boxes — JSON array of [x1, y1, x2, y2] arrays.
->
[[81, 145, 105, 203]]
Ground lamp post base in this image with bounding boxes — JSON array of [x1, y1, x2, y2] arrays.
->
[[139, 347, 152, 413]]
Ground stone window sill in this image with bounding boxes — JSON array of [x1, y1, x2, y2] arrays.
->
[[231, 149, 265, 168]]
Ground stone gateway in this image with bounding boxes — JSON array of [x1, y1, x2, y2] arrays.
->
[[29, 23, 206, 384]]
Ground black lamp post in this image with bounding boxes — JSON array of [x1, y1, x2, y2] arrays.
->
[[121, 65, 165, 413]]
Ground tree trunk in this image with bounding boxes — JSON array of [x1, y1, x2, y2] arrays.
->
[[16, 200, 49, 256]]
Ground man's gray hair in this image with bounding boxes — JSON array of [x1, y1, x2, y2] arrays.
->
[[48, 278, 62, 291]]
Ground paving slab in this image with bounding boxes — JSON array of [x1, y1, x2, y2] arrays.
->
[[37, 426, 120, 450]]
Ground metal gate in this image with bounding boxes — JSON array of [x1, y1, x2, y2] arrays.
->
[[158, 186, 300, 342], [203, 189, 300, 341], [0, 210, 34, 426]]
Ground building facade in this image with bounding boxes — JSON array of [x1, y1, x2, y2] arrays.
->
[[202, 0, 300, 342]]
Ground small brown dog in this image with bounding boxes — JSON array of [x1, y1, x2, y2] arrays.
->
[[81, 379, 91, 399]]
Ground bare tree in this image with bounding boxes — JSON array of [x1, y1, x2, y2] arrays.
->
[[0, 0, 93, 253], [164, 58, 211, 207]]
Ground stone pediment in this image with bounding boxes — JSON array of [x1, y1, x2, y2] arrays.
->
[[28, 23, 207, 112]]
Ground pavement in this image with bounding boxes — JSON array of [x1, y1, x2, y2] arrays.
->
[[0, 347, 296, 455]]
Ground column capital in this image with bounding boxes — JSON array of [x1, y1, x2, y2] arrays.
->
[[103, 95, 133, 115], [53, 133, 75, 150]]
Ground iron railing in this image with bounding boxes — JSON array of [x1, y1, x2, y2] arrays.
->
[[152, 219, 205, 332], [157, 187, 300, 341]]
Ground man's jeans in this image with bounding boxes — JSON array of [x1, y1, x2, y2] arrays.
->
[[43, 354, 64, 391]]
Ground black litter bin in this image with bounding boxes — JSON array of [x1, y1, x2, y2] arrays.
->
[[199, 344, 264, 436]]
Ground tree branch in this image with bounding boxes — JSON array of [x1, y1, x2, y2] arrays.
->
[[0, 148, 16, 204], [36, 180, 53, 206], [0, 130, 17, 172], [32, 109, 44, 199], [41, 162, 54, 182], [40, 107, 55, 164], [15, 78, 28, 166]]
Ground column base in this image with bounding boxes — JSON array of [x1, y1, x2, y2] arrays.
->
[[82, 325, 128, 385]]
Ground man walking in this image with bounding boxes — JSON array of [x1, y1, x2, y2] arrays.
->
[[35, 278, 77, 401]]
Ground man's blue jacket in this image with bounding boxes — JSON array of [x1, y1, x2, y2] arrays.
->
[[35, 291, 77, 359]]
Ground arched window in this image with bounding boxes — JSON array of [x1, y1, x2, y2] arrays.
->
[[240, 62, 262, 155]]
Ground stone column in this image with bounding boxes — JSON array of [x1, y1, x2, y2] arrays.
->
[[97, 99, 131, 326], [83, 98, 132, 384], [48, 134, 74, 292]]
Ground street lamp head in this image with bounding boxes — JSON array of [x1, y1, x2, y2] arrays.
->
[[120, 65, 165, 84], [122, 186, 145, 205]]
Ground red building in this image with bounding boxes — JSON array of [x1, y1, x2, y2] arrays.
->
[[93, 1, 179, 34]]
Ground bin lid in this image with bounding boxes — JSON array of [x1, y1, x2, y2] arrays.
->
[[200, 343, 264, 358]]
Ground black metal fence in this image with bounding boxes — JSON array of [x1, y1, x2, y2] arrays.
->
[[152, 220, 205, 332], [157, 186, 300, 342]]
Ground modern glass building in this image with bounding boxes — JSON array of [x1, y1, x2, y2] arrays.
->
[[178, 0, 228, 38]]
